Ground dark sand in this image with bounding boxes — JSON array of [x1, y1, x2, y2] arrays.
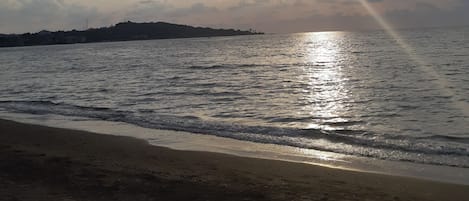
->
[[1, 119, 468, 201]]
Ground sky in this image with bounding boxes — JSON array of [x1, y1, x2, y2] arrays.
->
[[1, 0, 469, 34]]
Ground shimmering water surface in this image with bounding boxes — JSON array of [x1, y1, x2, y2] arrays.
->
[[1, 27, 468, 167]]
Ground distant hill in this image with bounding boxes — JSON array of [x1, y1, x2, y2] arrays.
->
[[0, 21, 263, 47]]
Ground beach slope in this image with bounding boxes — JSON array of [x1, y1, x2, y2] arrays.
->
[[0, 119, 467, 201]]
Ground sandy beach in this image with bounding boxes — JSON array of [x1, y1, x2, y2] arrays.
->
[[1, 119, 468, 201]]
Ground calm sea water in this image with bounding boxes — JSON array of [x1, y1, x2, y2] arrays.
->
[[1, 27, 468, 167]]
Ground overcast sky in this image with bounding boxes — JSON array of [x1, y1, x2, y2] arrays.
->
[[1, 0, 468, 34]]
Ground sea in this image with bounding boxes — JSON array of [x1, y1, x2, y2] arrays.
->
[[1, 26, 468, 182]]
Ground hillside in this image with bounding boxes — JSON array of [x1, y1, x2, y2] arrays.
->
[[0, 21, 263, 47]]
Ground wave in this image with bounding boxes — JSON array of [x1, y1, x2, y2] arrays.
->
[[418, 135, 469, 143], [188, 64, 267, 70], [1, 100, 469, 167], [187, 63, 290, 70]]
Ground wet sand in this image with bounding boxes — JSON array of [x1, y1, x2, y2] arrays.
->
[[1, 119, 468, 201]]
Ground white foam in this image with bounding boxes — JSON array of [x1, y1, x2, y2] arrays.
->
[[1, 111, 469, 185]]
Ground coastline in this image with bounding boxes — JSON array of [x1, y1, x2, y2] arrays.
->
[[1, 118, 468, 201], [3, 111, 469, 185], [0, 21, 263, 48]]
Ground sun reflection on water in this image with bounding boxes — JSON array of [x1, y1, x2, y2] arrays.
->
[[299, 32, 351, 130]]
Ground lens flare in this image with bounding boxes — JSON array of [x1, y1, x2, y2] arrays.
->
[[358, 0, 469, 119]]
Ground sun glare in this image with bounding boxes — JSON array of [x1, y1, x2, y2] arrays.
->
[[358, 0, 469, 120], [301, 32, 350, 130]]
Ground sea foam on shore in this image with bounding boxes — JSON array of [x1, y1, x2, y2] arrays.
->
[[2, 111, 469, 186]]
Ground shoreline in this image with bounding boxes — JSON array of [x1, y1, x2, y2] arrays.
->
[[0, 21, 263, 48], [2, 111, 469, 186], [1, 118, 468, 201]]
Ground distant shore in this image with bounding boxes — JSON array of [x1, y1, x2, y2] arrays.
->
[[0, 21, 263, 48], [1, 118, 468, 201]]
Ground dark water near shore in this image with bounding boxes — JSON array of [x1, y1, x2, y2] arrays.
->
[[1, 27, 468, 167]]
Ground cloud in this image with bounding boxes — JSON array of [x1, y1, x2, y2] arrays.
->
[[247, 0, 469, 32], [0, 0, 101, 33], [224, 0, 469, 33], [384, 0, 469, 29], [0, 0, 468, 34]]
